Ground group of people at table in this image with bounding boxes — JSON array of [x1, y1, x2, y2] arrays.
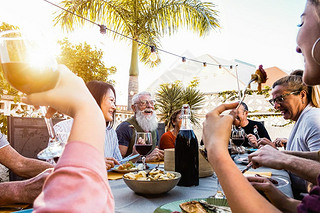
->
[[0, 0, 320, 212]]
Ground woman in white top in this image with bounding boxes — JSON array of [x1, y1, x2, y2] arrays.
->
[[54, 80, 122, 169]]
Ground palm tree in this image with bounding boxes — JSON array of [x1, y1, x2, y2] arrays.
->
[[53, 0, 220, 110]]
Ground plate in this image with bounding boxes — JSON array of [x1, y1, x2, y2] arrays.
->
[[235, 157, 249, 165], [112, 163, 156, 173], [271, 177, 289, 188], [154, 197, 229, 213]]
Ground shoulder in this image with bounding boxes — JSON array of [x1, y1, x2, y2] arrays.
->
[[160, 131, 173, 140], [116, 121, 131, 132]]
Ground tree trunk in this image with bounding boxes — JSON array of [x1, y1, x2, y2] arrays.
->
[[127, 40, 139, 110]]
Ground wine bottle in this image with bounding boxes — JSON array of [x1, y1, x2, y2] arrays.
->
[[175, 104, 199, 186]]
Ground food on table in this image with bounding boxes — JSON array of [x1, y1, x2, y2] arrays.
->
[[250, 64, 267, 92], [123, 169, 176, 181], [179, 201, 208, 213], [117, 161, 136, 170]]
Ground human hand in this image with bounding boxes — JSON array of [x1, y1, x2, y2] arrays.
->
[[105, 157, 119, 170], [247, 176, 293, 210], [17, 168, 53, 204], [146, 148, 164, 162], [248, 145, 286, 169], [202, 102, 238, 155], [247, 134, 258, 148], [257, 138, 276, 149], [22, 65, 99, 118], [273, 138, 287, 148]]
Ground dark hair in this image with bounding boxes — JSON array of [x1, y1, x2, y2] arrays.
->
[[86, 80, 116, 127], [240, 102, 248, 111], [169, 109, 182, 129]]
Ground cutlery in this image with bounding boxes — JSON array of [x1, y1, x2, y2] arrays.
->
[[241, 162, 252, 173], [119, 154, 140, 164]]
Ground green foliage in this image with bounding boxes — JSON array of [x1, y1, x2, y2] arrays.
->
[[155, 81, 205, 129], [57, 38, 117, 83], [218, 86, 272, 102]]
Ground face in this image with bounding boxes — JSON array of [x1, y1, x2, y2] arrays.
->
[[237, 105, 248, 126], [296, 1, 320, 85], [271, 85, 303, 121], [100, 89, 116, 122], [173, 112, 182, 130], [133, 94, 155, 117]]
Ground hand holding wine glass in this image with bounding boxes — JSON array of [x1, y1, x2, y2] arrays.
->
[[134, 132, 152, 169], [0, 30, 62, 162]]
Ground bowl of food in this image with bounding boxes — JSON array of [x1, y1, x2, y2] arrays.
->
[[123, 169, 181, 195]]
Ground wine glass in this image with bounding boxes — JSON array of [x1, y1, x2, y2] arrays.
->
[[231, 126, 246, 158], [134, 132, 152, 170], [0, 30, 61, 162]]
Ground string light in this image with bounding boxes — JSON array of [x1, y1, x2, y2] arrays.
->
[[149, 46, 158, 62], [42, 0, 236, 69]]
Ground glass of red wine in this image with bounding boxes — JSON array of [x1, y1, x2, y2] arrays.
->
[[134, 132, 152, 170], [0, 30, 61, 163], [231, 126, 246, 158]]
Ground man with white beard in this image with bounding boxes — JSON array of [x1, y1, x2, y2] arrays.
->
[[116, 91, 164, 162]]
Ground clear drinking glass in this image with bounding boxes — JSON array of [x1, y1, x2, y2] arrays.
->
[[231, 126, 246, 158], [134, 132, 152, 169], [0, 30, 61, 162]]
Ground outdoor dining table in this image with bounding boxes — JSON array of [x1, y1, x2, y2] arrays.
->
[[108, 154, 293, 213]]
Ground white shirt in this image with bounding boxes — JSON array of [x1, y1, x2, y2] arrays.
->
[[54, 119, 122, 161]]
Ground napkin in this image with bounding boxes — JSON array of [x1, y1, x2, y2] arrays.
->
[[148, 161, 164, 165], [107, 171, 124, 180], [243, 171, 272, 178]]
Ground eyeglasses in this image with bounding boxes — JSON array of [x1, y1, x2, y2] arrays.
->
[[136, 99, 156, 106], [268, 91, 300, 106]]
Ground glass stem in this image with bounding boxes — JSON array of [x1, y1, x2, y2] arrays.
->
[[142, 156, 146, 170], [40, 106, 57, 141]]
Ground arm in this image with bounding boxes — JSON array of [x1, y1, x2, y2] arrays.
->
[[249, 145, 320, 185], [0, 145, 52, 178], [282, 150, 319, 161], [0, 168, 52, 205], [203, 103, 280, 213], [116, 122, 132, 157]]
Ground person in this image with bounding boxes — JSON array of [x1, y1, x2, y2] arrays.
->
[[0, 132, 53, 204], [116, 91, 164, 162], [202, 1, 320, 212], [54, 80, 122, 170], [159, 109, 182, 150], [255, 70, 320, 152], [235, 102, 271, 147], [24, 65, 114, 212]]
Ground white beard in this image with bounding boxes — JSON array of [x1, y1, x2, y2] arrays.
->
[[135, 110, 158, 132]]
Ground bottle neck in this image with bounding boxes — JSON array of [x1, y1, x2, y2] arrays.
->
[[180, 115, 192, 130]]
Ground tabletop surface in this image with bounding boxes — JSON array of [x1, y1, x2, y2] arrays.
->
[[109, 154, 293, 213]]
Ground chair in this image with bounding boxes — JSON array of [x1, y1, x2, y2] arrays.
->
[[7, 116, 64, 181]]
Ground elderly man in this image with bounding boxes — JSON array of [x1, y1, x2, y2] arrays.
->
[[116, 91, 164, 162], [0, 132, 53, 204]]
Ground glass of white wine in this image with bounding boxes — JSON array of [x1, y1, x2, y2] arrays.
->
[[0, 30, 62, 163]]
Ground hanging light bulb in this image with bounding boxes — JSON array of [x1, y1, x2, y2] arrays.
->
[[99, 25, 107, 34], [203, 62, 207, 67], [182, 57, 186, 62], [230, 65, 233, 69], [219, 65, 222, 69], [149, 46, 158, 62]]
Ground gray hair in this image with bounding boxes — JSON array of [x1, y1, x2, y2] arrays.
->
[[132, 91, 152, 104]]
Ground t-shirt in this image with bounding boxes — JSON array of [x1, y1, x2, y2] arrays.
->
[[159, 131, 176, 150], [297, 174, 320, 213], [33, 141, 115, 212], [242, 119, 271, 147], [0, 132, 9, 149]]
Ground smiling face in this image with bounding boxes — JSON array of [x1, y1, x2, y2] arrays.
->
[[100, 88, 116, 122], [296, 1, 320, 85], [173, 112, 182, 130], [271, 85, 305, 121], [132, 94, 155, 117]]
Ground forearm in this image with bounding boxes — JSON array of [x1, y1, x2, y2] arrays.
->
[[281, 154, 320, 184], [13, 158, 52, 178], [0, 181, 35, 204], [208, 148, 280, 213], [283, 150, 319, 161]]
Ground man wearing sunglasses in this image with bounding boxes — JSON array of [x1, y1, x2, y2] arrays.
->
[[116, 91, 164, 162]]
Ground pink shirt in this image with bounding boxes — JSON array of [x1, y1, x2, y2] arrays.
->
[[33, 141, 114, 212]]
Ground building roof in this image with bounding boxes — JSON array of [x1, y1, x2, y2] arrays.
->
[[261, 66, 288, 88]]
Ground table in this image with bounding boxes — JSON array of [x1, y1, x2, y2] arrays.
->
[[109, 156, 293, 213]]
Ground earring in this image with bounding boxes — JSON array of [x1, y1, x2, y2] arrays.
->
[[312, 38, 320, 65]]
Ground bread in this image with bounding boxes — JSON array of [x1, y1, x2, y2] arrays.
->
[[179, 201, 208, 213]]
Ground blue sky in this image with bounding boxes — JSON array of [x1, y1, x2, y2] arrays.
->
[[0, 0, 307, 104]]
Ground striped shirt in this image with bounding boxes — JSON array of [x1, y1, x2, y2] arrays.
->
[[54, 119, 122, 161]]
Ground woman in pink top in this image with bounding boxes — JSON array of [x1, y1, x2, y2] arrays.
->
[[23, 65, 114, 212]]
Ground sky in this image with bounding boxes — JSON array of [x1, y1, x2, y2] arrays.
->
[[0, 0, 307, 105]]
